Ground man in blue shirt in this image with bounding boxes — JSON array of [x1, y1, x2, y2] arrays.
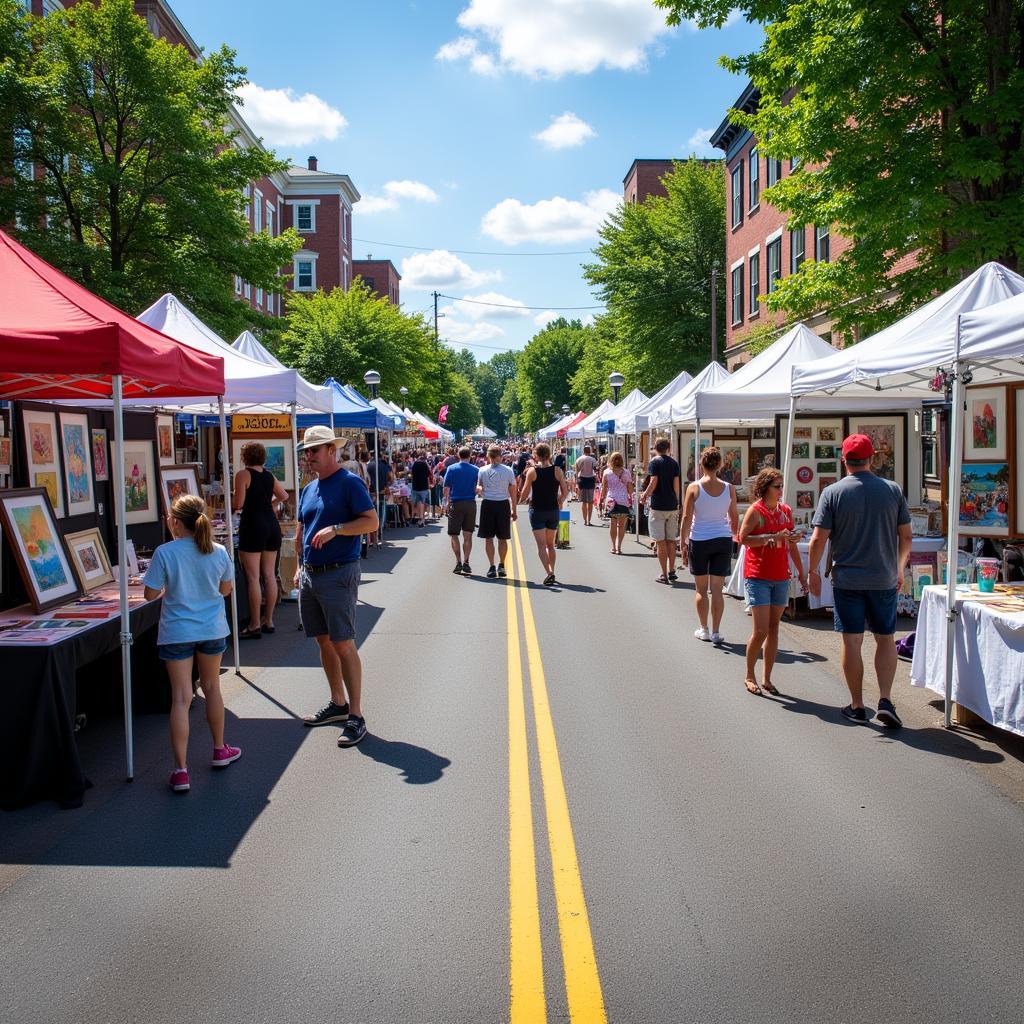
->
[[293, 426, 379, 746], [443, 446, 479, 574]]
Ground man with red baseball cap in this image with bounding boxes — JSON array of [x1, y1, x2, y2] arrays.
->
[[807, 433, 913, 726]]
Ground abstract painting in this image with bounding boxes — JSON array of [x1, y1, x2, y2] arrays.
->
[[60, 412, 94, 516], [91, 428, 109, 481]]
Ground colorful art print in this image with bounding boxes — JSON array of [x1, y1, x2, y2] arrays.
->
[[816, 461, 837, 474], [29, 421, 54, 464], [21, 408, 64, 518], [717, 440, 748, 486], [0, 435, 10, 471], [112, 441, 159, 525], [958, 461, 1010, 536], [819, 476, 837, 491], [0, 488, 81, 612], [752, 427, 775, 440], [59, 413, 94, 516], [231, 438, 295, 489], [912, 564, 934, 601], [792, 426, 812, 440], [963, 386, 1007, 461], [817, 427, 838, 442], [791, 443, 810, 459], [65, 528, 114, 591], [156, 414, 175, 466], [34, 472, 60, 511], [91, 429, 109, 481], [796, 490, 815, 509], [854, 420, 899, 483], [796, 466, 814, 484], [751, 446, 776, 473], [159, 464, 202, 514], [0, 619, 32, 631], [814, 445, 836, 460]]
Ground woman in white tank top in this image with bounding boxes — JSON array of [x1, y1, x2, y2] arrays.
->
[[679, 446, 738, 644]]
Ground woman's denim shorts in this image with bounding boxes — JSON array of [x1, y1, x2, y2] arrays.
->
[[744, 578, 791, 608], [158, 637, 228, 661]]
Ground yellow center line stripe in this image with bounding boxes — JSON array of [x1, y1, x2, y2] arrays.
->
[[511, 526, 608, 1024], [507, 539, 547, 1023]]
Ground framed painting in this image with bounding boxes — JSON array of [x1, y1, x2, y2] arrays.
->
[[112, 440, 159, 525], [64, 527, 114, 592], [751, 445, 777, 474], [716, 438, 748, 486], [0, 488, 81, 612], [1017, 389, 1024, 535], [959, 461, 1010, 537], [21, 408, 64, 518], [0, 435, 10, 474], [231, 438, 295, 489], [156, 413, 176, 466], [59, 412, 95, 517], [963, 386, 1007, 461], [91, 428, 109, 482], [676, 430, 714, 482], [159, 463, 202, 513], [852, 415, 906, 489]]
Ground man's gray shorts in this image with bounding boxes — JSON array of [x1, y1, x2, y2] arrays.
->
[[299, 561, 361, 642]]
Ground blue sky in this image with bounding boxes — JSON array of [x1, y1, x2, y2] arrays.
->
[[170, 0, 762, 356]]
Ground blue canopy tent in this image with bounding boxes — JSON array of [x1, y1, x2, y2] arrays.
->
[[296, 377, 395, 431]]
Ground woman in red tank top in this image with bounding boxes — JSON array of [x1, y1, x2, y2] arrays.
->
[[737, 469, 807, 695]]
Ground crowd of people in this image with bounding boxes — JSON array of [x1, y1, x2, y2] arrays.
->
[[142, 428, 913, 792]]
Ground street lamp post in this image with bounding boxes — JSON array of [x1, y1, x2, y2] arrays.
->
[[561, 404, 570, 415], [544, 399, 553, 423], [609, 371, 624, 406], [364, 369, 382, 541]]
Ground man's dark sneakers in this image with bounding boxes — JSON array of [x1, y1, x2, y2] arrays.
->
[[840, 704, 868, 723], [337, 715, 367, 747], [453, 563, 463, 574], [668, 571, 678, 582], [303, 701, 349, 727], [497, 565, 507, 578], [875, 698, 903, 728], [462, 563, 471, 575], [487, 565, 498, 578]]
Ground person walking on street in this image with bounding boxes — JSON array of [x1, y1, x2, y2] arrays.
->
[[294, 426, 379, 746], [518, 442, 568, 585], [444, 447, 480, 574], [680, 446, 737, 645], [476, 444, 517, 578], [574, 446, 598, 526], [144, 495, 237, 793], [640, 437, 680, 584], [409, 449, 433, 527], [364, 448, 392, 548], [599, 451, 633, 555], [738, 469, 807, 695], [807, 434, 912, 726]]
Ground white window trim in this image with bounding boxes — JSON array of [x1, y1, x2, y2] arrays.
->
[[293, 252, 319, 292], [765, 228, 783, 245], [234, 275, 241, 295], [730, 256, 745, 272], [286, 199, 320, 233], [243, 281, 251, 300], [256, 285, 264, 304], [748, 244, 761, 258], [254, 189, 263, 233]]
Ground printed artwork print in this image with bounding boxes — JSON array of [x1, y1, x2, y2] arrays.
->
[[959, 462, 1010, 531], [125, 458, 150, 512], [30, 422, 54, 464], [158, 423, 173, 461], [34, 471, 59, 510], [856, 423, 896, 481], [972, 399, 997, 450], [13, 504, 69, 592], [91, 430, 108, 481], [62, 423, 90, 503], [79, 543, 101, 574]]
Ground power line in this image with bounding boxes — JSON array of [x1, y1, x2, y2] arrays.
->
[[354, 236, 592, 257], [439, 293, 602, 312]]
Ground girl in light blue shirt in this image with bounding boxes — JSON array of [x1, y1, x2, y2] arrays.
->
[[144, 494, 238, 793]]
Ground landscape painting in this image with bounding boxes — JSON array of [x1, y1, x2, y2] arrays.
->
[[232, 438, 294, 489], [959, 462, 1010, 536]]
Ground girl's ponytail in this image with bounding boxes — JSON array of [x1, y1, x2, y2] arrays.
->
[[170, 494, 214, 555]]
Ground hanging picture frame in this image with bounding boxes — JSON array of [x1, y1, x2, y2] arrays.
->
[[231, 437, 295, 490], [959, 461, 1010, 537], [111, 439, 159, 525], [715, 438, 749, 486], [0, 435, 10, 475], [64, 527, 115, 592], [0, 487, 82, 612], [159, 463, 202, 513], [21, 407, 64, 518], [156, 412, 176, 467], [963, 386, 1007, 462], [58, 412, 95, 517], [851, 415, 906, 489], [676, 429, 714, 482], [91, 428, 109, 482]]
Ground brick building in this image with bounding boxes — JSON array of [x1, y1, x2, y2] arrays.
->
[[623, 159, 676, 204], [351, 258, 401, 305]]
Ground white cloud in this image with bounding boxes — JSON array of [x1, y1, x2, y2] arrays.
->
[[440, 319, 506, 344], [481, 188, 621, 245], [359, 195, 399, 215], [534, 112, 596, 150], [400, 250, 501, 291], [446, 293, 530, 321], [235, 83, 347, 146], [436, 0, 671, 78], [535, 309, 559, 327], [686, 128, 718, 157], [358, 179, 439, 216]]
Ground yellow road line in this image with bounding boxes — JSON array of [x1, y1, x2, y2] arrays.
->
[[507, 538, 547, 1023], [511, 527, 608, 1024]]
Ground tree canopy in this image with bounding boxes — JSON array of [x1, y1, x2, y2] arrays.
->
[[508, 318, 590, 433]]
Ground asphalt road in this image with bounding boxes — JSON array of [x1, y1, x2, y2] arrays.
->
[[2, 509, 1023, 1024]]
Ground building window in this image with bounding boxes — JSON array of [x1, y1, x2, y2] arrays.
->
[[748, 252, 760, 316], [243, 281, 251, 300], [766, 156, 782, 188], [730, 164, 743, 228], [730, 265, 743, 325], [364, 277, 375, 292], [790, 156, 801, 172], [266, 204, 274, 237], [790, 228, 806, 274], [295, 204, 315, 232], [815, 225, 830, 262], [42, 0, 63, 15], [294, 257, 316, 291], [748, 147, 759, 209], [254, 191, 262, 234], [766, 237, 782, 293], [922, 407, 940, 483], [234, 275, 241, 295], [343, 257, 349, 290], [342, 207, 349, 242], [267, 290, 273, 311], [256, 286, 263, 305]]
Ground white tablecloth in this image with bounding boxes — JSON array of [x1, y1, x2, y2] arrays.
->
[[911, 584, 1024, 737]]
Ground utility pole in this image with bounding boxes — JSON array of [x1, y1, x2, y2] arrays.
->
[[710, 263, 719, 364], [433, 291, 439, 343]]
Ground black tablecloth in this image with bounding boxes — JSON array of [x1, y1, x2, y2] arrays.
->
[[1, 599, 162, 811]]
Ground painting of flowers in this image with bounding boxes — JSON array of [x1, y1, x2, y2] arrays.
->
[[30, 422, 54, 465], [91, 429, 108, 481], [963, 387, 1006, 461], [112, 441, 159, 525]]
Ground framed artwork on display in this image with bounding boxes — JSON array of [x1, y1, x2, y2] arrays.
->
[[232, 438, 295, 490], [1017, 389, 1024, 534], [64, 527, 114, 592], [752, 427, 775, 440], [751, 445, 777, 473], [677, 430, 714, 482], [156, 413, 176, 466], [958, 462, 1010, 537], [851, 415, 906, 489], [111, 440, 159, 525], [58, 412, 95, 517], [0, 435, 10, 474], [159, 463, 202, 513], [792, 426, 812, 441], [91, 428, 109, 482], [963, 386, 1007, 462], [0, 488, 81, 612], [21, 408, 64, 518], [716, 438, 748, 486]]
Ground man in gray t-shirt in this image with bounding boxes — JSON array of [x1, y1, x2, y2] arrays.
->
[[808, 434, 912, 727]]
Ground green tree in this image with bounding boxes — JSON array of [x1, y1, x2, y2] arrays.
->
[[450, 347, 477, 379], [513, 318, 587, 431], [569, 314, 630, 409], [473, 361, 505, 434], [499, 376, 524, 435], [583, 159, 725, 389], [434, 362, 481, 434], [0, 0, 300, 338], [655, 0, 1024, 339]]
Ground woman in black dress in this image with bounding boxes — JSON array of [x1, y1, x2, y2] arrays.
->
[[232, 442, 289, 639]]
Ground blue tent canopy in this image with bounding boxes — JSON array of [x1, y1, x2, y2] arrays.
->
[[296, 377, 395, 430]]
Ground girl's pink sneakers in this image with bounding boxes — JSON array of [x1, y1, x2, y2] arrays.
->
[[211, 744, 242, 767], [169, 769, 190, 792]]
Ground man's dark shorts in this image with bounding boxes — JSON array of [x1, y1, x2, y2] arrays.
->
[[478, 499, 512, 540], [300, 561, 360, 642], [832, 587, 898, 635], [447, 498, 477, 535]]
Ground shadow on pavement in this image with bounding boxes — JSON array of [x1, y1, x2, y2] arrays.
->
[[714, 640, 828, 664], [356, 734, 452, 784]]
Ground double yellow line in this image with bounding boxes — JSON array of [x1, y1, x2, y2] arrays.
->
[[507, 527, 607, 1024]]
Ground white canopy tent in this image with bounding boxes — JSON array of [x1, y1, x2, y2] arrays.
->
[[643, 362, 732, 430], [594, 388, 648, 435], [621, 368, 693, 435], [565, 399, 615, 439], [788, 262, 1024, 728], [538, 410, 582, 439], [404, 407, 454, 442], [469, 424, 497, 438], [232, 329, 286, 368]]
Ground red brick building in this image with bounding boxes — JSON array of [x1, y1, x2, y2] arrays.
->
[[623, 159, 676, 204], [351, 258, 401, 305]]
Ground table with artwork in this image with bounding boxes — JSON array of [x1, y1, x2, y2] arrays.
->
[[0, 583, 162, 810], [911, 583, 1024, 738]]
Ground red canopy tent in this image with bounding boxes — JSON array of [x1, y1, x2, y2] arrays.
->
[[0, 229, 225, 781], [556, 411, 587, 438]]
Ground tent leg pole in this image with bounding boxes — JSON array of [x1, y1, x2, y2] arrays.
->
[[219, 398, 241, 676], [113, 376, 134, 781], [943, 353, 967, 729], [782, 397, 798, 505]]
